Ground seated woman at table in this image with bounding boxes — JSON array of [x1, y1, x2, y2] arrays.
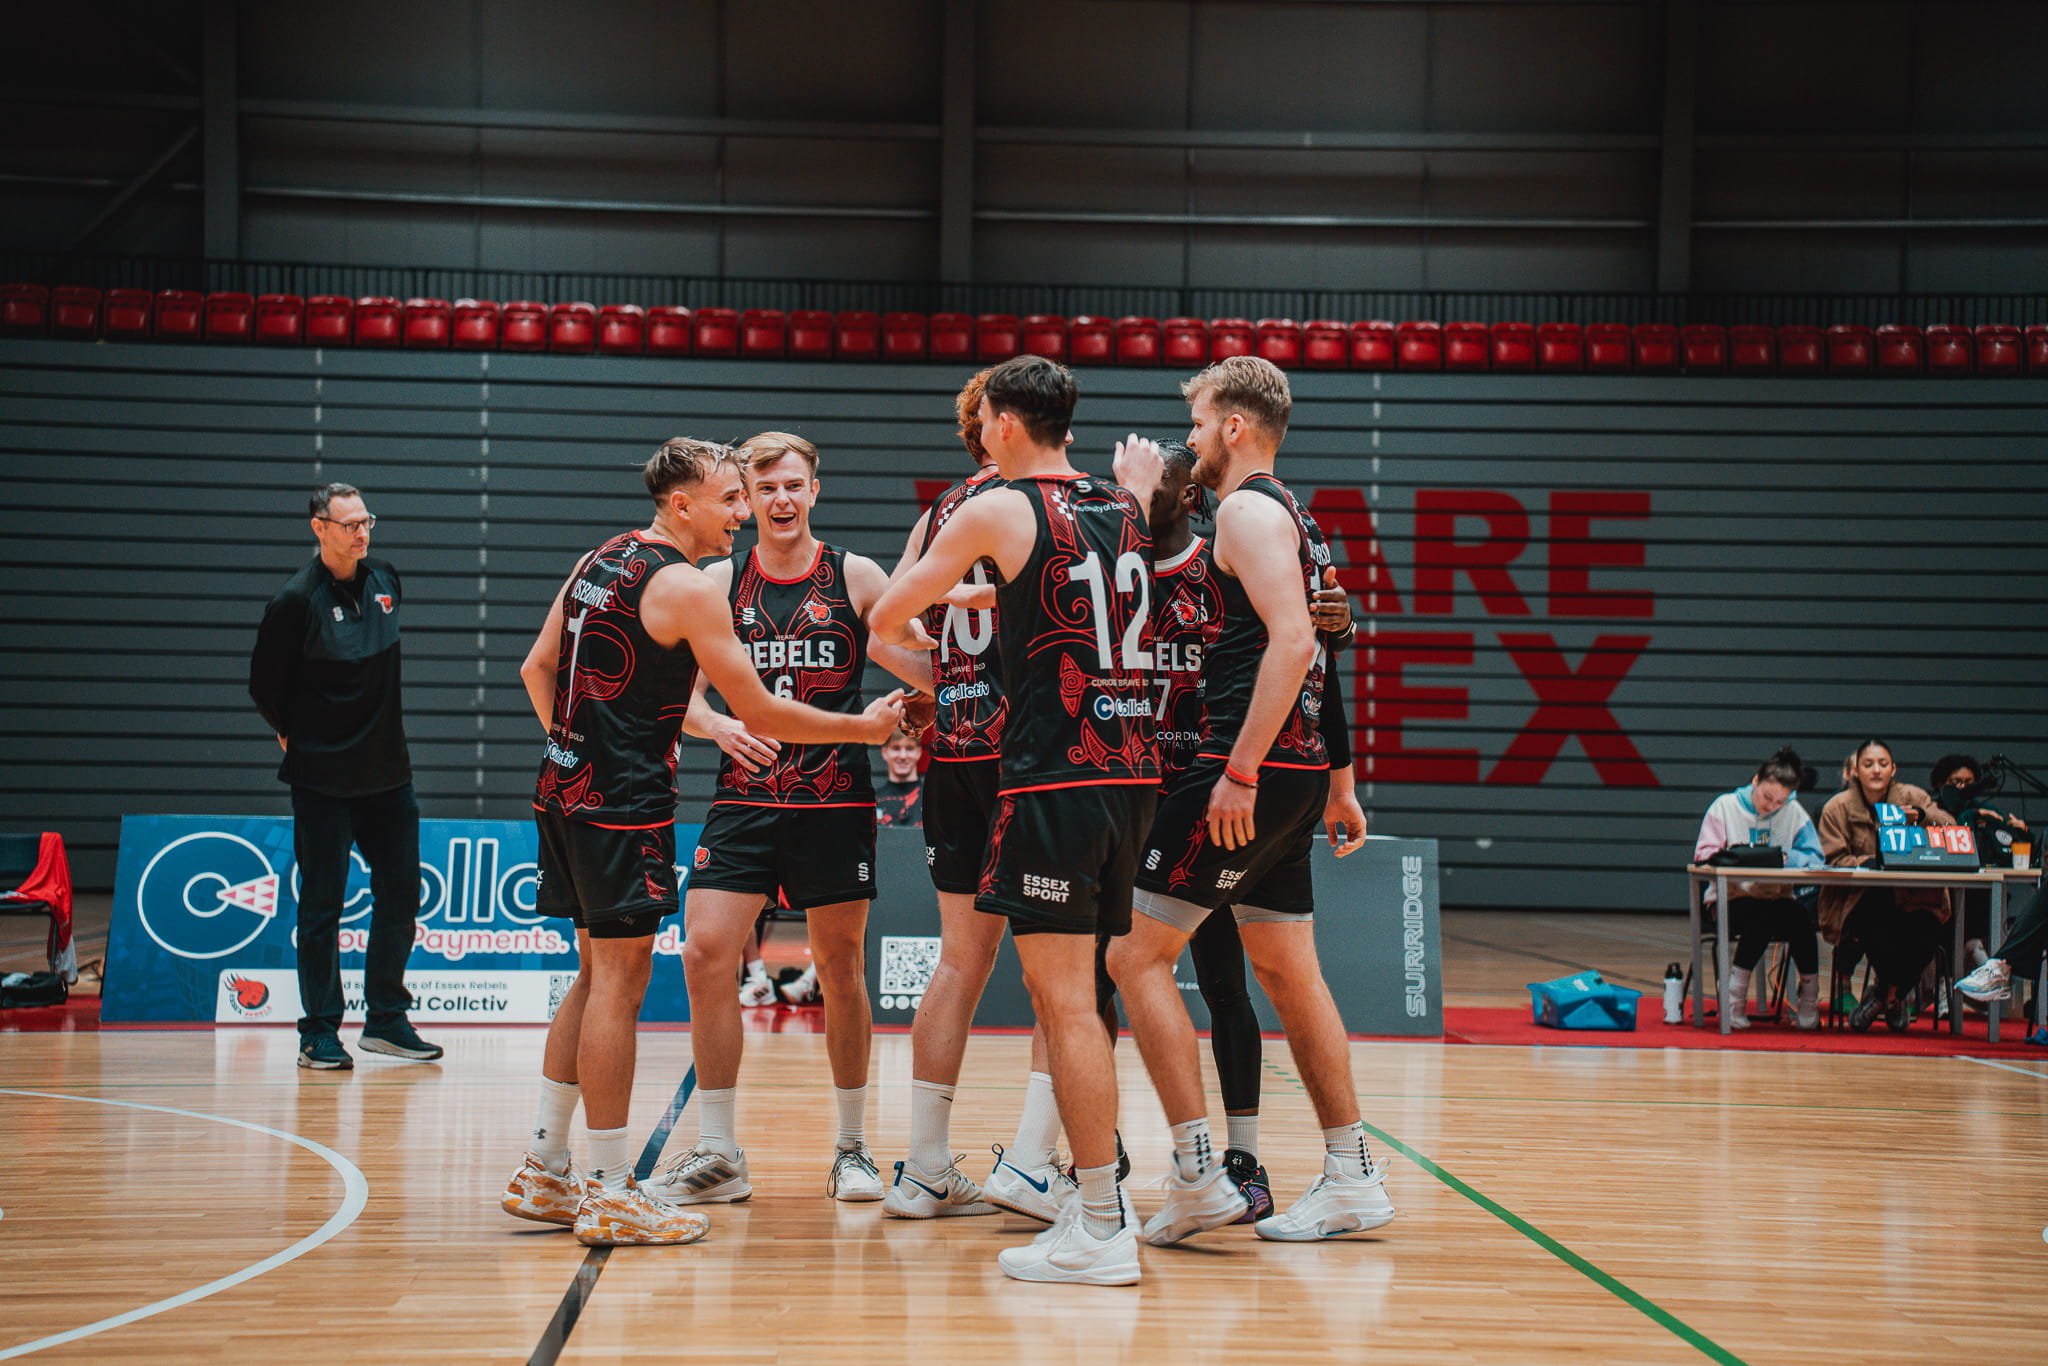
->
[[1695, 746, 1826, 1029], [1927, 753, 2033, 970], [1818, 739, 1958, 1033]]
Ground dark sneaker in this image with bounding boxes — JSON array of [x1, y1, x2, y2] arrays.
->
[[297, 1034, 354, 1070], [1884, 987, 1917, 1034], [1847, 990, 1885, 1033], [359, 1019, 444, 1061], [1222, 1148, 1273, 1224]]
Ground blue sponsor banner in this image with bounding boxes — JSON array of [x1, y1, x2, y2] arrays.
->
[[103, 814, 701, 1024]]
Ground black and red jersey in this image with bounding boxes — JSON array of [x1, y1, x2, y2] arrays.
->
[[1151, 535, 1223, 783], [534, 531, 699, 826], [921, 466, 1009, 762], [716, 541, 874, 807], [1198, 472, 1332, 771], [992, 476, 1159, 794]]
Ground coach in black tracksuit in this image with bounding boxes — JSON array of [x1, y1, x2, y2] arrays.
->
[[250, 482, 440, 1070]]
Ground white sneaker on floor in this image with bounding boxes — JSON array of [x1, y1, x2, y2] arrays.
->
[[739, 972, 777, 1007], [984, 1145, 1077, 1223], [998, 1203, 1141, 1285], [501, 1151, 587, 1227], [1254, 1155, 1396, 1241], [643, 1144, 752, 1204], [573, 1180, 709, 1247], [1957, 958, 2012, 1002], [1140, 1164, 1249, 1246], [1034, 1187, 1134, 1245], [780, 968, 822, 1005], [882, 1156, 997, 1218], [827, 1142, 886, 1201]]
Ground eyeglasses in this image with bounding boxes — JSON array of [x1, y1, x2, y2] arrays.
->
[[317, 515, 377, 532]]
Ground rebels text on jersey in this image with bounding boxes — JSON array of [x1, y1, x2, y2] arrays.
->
[[534, 532, 699, 825], [1197, 472, 1332, 771], [993, 476, 1160, 794], [718, 542, 875, 806], [921, 466, 1008, 761], [1151, 535, 1223, 783]]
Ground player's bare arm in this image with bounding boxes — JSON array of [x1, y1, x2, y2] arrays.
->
[[870, 490, 1034, 650], [1324, 763, 1368, 856], [1112, 433, 1165, 515], [848, 552, 936, 695], [671, 557, 781, 773], [519, 565, 582, 730]]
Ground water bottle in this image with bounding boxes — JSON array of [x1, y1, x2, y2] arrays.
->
[[1662, 962, 1684, 1025]]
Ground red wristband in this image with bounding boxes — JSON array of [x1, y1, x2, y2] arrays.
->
[[1223, 764, 1260, 789]]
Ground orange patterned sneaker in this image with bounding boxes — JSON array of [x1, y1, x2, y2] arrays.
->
[[502, 1152, 587, 1227], [574, 1180, 711, 1247]]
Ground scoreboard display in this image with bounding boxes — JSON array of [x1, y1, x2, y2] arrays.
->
[[1873, 804, 1981, 869]]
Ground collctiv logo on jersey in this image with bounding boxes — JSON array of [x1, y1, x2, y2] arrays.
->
[[1091, 693, 1151, 720], [938, 681, 990, 705], [1021, 874, 1070, 903]]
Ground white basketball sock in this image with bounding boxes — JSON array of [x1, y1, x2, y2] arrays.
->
[[589, 1126, 633, 1192], [1324, 1122, 1369, 1180], [697, 1086, 739, 1157], [1012, 1071, 1061, 1167], [533, 1076, 579, 1172], [1169, 1116, 1214, 1181], [1076, 1161, 1123, 1239], [909, 1079, 956, 1171], [1225, 1113, 1259, 1157], [834, 1084, 868, 1149]]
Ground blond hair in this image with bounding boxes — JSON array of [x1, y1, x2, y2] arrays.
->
[[1181, 354, 1292, 439], [643, 437, 735, 501], [735, 430, 820, 483]]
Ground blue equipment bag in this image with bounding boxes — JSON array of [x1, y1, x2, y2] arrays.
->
[[1527, 969, 1641, 1031]]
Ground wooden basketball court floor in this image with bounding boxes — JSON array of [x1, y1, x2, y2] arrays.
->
[[3, 912, 2045, 1364]]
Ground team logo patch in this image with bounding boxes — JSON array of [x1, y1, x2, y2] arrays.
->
[[802, 597, 831, 625], [693, 846, 710, 870], [226, 974, 270, 1012], [375, 593, 393, 613], [1171, 596, 1206, 626]]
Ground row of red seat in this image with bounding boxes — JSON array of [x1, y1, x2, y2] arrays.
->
[[5, 284, 2046, 376]]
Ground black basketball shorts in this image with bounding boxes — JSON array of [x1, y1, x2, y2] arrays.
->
[[976, 783, 1158, 937], [690, 802, 878, 910], [1133, 760, 1330, 929], [534, 810, 675, 939], [922, 758, 1000, 895]]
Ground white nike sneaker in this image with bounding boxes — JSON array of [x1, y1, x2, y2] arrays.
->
[[1254, 1155, 1396, 1241], [882, 1156, 998, 1218], [984, 1145, 1077, 1223], [643, 1144, 752, 1204], [827, 1142, 886, 1202], [1140, 1164, 1249, 1246], [998, 1202, 1141, 1285], [1957, 958, 2012, 1002], [738, 972, 777, 1007]]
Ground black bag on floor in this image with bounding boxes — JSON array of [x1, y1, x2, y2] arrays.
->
[[0, 971, 68, 1008]]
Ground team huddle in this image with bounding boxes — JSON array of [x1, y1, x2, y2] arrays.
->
[[500, 354, 1394, 1285]]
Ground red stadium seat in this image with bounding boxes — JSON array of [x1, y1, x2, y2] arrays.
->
[[1302, 319, 1348, 370], [833, 310, 879, 361], [1585, 323, 1632, 373], [1350, 320, 1396, 370], [305, 295, 353, 345], [1254, 318, 1301, 368], [451, 299, 499, 350], [1069, 315, 1113, 365], [1396, 321, 1442, 371], [354, 296, 402, 348], [1924, 324, 1972, 376], [1775, 325, 1824, 375], [1209, 318, 1253, 360], [598, 304, 646, 356], [2025, 325, 2048, 375], [153, 289, 203, 341], [882, 312, 927, 361], [1975, 324, 2022, 376], [1874, 324, 1922, 374], [1022, 314, 1068, 361], [403, 298, 452, 349], [1633, 323, 1680, 373], [1443, 322, 1488, 372], [739, 308, 786, 358], [787, 309, 833, 360], [1162, 317, 1207, 366], [1490, 322, 1536, 372], [1680, 324, 1727, 374], [928, 312, 973, 363], [692, 307, 739, 357], [1537, 322, 1583, 372], [50, 286, 101, 339], [547, 302, 597, 354], [253, 293, 303, 345], [646, 306, 693, 357], [103, 287, 154, 339], [1826, 324, 1873, 375], [203, 292, 254, 343], [974, 313, 1020, 362], [2, 282, 49, 336], [1116, 316, 1161, 366], [1729, 324, 1775, 374]]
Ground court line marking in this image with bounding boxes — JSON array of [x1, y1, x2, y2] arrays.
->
[[526, 1064, 697, 1366], [0, 1089, 370, 1362], [1958, 1055, 2048, 1080]]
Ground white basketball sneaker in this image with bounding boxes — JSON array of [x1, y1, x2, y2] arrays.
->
[[643, 1144, 752, 1205], [1140, 1163, 1249, 1246], [1254, 1154, 1396, 1241], [501, 1152, 587, 1227], [882, 1156, 998, 1218], [998, 1200, 1141, 1285], [984, 1145, 1077, 1223], [1957, 958, 2012, 1002], [573, 1180, 709, 1247], [827, 1142, 886, 1202]]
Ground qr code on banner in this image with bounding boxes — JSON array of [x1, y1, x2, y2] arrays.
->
[[879, 936, 943, 997], [547, 973, 579, 1020]]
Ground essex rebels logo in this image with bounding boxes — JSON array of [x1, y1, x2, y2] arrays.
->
[[375, 593, 394, 614]]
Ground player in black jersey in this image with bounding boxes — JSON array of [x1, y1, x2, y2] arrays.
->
[[1110, 356, 1396, 1245], [874, 354, 1231, 1285], [656, 431, 937, 1209], [502, 437, 904, 1248]]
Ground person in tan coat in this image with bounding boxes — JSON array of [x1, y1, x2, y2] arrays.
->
[[1817, 739, 1956, 1032]]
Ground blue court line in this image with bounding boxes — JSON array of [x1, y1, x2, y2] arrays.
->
[[525, 1064, 697, 1366]]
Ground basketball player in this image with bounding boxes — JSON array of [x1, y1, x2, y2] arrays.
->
[[648, 432, 934, 1208], [500, 438, 905, 1248], [1108, 356, 1394, 1243], [873, 354, 1232, 1285]]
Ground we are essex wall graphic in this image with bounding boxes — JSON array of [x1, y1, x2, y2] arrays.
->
[[103, 815, 700, 1024]]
